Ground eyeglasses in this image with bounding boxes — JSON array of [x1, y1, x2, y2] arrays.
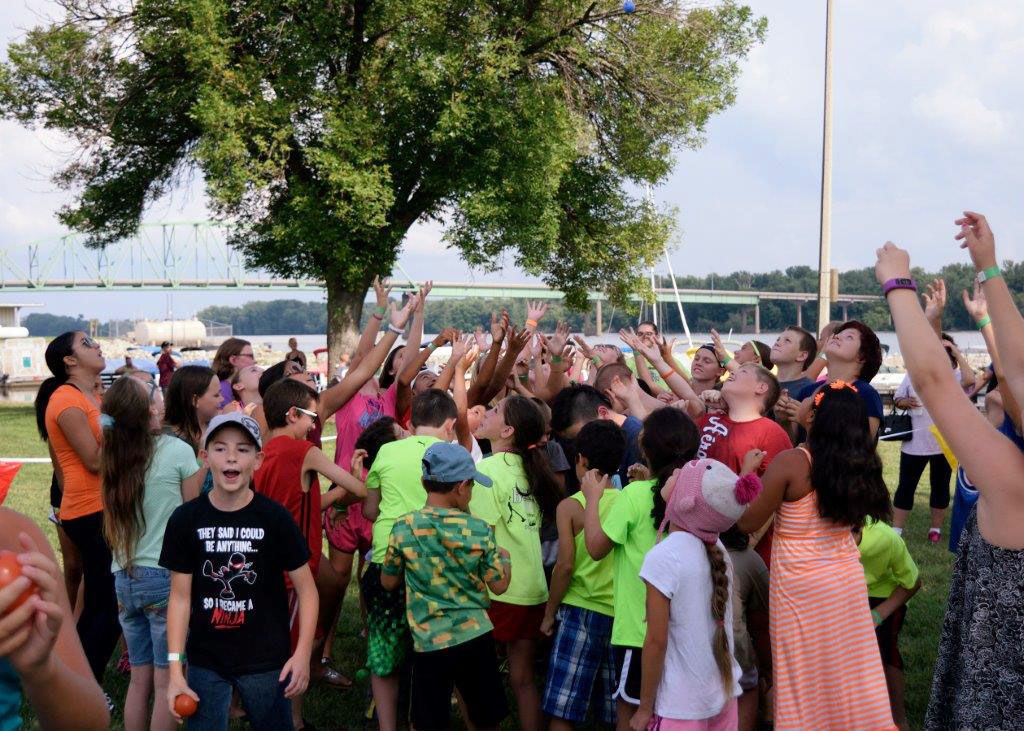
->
[[80, 336, 100, 350], [293, 406, 319, 422], [239, 351, 255, 359]]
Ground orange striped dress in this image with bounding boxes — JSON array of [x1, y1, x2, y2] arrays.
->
[[770, 450, 895, 730]]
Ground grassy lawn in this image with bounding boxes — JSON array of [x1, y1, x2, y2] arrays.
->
[[0, 403, 951, 729]]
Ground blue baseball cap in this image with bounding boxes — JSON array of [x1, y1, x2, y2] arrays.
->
[[421, 442, 492, 486]]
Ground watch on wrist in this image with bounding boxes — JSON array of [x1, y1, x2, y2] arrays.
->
[[882, 277, 917, 296]]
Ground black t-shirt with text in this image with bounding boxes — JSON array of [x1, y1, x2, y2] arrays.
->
[[159, 491, 310, 675]]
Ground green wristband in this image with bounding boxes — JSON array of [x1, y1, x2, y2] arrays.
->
[[428, 342, 439, 351], [375, 305, 388, 317], [976, 315, 992, 330], [977, 265, 1002, 283], [871, 610, 882, 627], [591, 355, 602, 366], [550, 355, 563, 365], [721, 355, 732, 367]]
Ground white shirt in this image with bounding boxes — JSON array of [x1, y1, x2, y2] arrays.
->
[[639, 531, 742, 720], [894, 371, 962, 456]]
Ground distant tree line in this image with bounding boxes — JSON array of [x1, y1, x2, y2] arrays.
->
[[25, 261, 1024, 339]]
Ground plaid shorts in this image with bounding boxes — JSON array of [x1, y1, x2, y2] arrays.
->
[[541, 604, 616, 724], [360, 562, 412, 677]]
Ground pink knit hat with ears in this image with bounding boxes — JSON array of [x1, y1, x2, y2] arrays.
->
[[658, 459, 763, 544]]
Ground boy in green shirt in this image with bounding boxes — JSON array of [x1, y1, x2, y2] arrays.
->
[[854, 519, 922, 730], [382, 442, 511, 731], [541, 420, 626, 729], [361, 389, 457, 730]]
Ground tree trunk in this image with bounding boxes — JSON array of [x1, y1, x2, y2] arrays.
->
[[326, 274, 371, 372]]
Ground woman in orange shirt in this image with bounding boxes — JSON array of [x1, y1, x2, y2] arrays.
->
[[34, 331, 120, 683]]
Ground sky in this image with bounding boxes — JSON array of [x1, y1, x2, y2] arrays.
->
[[2, 0, 1023, 319]]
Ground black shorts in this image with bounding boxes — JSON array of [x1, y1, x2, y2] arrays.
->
[[410, 632, 507, 731], [612, 645, 642, 706]]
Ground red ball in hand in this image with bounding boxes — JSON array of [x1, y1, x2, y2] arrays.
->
[[0, 550, 38, 614], [174, 694, 198, 718]]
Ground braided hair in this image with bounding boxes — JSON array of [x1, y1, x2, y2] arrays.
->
[[705, 542, 734, 694]]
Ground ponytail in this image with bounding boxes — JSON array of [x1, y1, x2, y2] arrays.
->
[[34, 332, 77, 440], [705, 542, 733, 694], [639, 407, 699, 529], [502, 395, 563, 522]]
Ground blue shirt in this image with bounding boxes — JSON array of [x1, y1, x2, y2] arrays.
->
[[795, 379, 883, 420], [0, 659, 20, 731], [951, 414, 1024, 552], [618, 416, 644, 485]]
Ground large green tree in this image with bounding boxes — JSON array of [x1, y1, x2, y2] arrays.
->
[[1, 0, 765, 362]]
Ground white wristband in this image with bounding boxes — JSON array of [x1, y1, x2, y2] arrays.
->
[[168, 652, 185, 663], [388, 324, 404, 335]]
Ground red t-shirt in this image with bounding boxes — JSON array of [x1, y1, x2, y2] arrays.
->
[[695, 413, 791, 476], [253, 435, 321, 579]]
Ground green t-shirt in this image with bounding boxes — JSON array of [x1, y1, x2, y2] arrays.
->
[[382, 507, 504, 652], [469, 452, 548, 606], [562, 490, 618, 616], [112, 435, 200, 571], [366, 435, 441, 563], [600, 478, 658, 648], [857, 519, 920, 598]]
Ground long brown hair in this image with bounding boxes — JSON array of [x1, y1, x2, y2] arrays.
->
[[211, 338, 251, 380], [164, 365, 216, 452], [705, 542, 733, 694], [101, 377, 155, 569], [502, 395, 563, 522]]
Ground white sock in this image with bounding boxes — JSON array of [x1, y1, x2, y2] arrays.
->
[[929, 528, 941, 534], [892, 526, 903, 536]]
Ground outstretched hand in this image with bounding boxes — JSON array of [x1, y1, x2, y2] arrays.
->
[[962, 279, 989, 323], [490, 310, 510, 342], [874, 242, 912, 285], [525, 301, 549, 328], [372, 276, 392, 308], [922, 278, 947, 323], [955, 211, 997, 271]]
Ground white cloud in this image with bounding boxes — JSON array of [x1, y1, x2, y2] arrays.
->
[[911, 81, 1009, 146]]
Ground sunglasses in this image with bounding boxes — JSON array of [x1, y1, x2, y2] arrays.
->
[[293, 406, 319, 422], [80, 336, 100, 350]]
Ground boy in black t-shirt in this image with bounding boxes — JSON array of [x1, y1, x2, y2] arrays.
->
[[160, 412, 318, 730]]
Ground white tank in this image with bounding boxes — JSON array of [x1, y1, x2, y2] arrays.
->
[[133, 319, 207, 347]]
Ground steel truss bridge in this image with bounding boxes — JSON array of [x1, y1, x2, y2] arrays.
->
[[0, 222, 880, 333]]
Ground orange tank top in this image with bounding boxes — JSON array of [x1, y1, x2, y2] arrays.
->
[[45, 385, 103, 520]]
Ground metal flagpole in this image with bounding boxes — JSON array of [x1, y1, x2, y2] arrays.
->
[[816, 0, 835, 333], [663, 250, 693, 348]]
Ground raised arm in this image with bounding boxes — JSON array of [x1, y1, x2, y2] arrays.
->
[[303, 447, 367, 505], [922, 278, 947, 339], [317, 296, 418, 421], [957, 212, 1024, 424], [468, 311, 508, 407], [877, 240, 1024, 542], [452, 342, 479, 452], [620, 330, 702, 414], [710, 329, 739, 374], [349, 276, 392, 370], [536, 322, 572, 402], [963, 281, 1021, 430], [481, 327, 532, 406]]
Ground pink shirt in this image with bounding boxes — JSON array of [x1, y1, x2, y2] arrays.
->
[[332, 383, 398, 470]]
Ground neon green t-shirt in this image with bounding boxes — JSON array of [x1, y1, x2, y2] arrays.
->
[[857, 518, 920, 598], [366, 435, 441, 563], [469, 452, 548, 606], [600, 478, 658, 648], [562, 490, 618, 617]]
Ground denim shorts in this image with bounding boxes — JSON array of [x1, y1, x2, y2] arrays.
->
[[115, 566, 171, 668]]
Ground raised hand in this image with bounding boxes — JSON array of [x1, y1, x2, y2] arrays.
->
[[507, 326, 532, 358], [571, 335, 596, 361], [529, 333, 543, 359], [922, 278, 947, 323], [473, 326, 491, 352], [458, 344, 480, 374], [372, 276, 393, 310], [874, 241, 912, 286], [490, 310, 510, 342], [391, 293, 419, 329], [525, 301, 549, 329], [657, 335, 678, 362], [709, 329, 730, 364], [417, 281, 434, 308], [955, 211, 997, 271], [544, 321, 571, 359], [450, 334, 471, 364], [962, 280, 989, 323]]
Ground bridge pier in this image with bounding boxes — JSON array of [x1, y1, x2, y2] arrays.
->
[[595, 299, 603, 336], [754, 303, 760, 334], [796, 301, 803, 329], [841, 303, 849, 322]]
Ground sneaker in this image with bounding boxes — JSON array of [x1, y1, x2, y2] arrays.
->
[[928, 529, 941, 543], [104, 693, 115, 713], [116, 650, 131, 675]]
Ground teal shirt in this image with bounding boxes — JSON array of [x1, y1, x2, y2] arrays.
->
[[0, 659, 20, 731]]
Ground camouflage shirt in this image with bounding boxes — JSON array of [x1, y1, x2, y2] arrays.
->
[[383, 506, 504, 652]]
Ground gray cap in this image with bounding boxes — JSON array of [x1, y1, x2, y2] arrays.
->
[[201, 412, 262, 449], [421, 442, 492, 486]]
